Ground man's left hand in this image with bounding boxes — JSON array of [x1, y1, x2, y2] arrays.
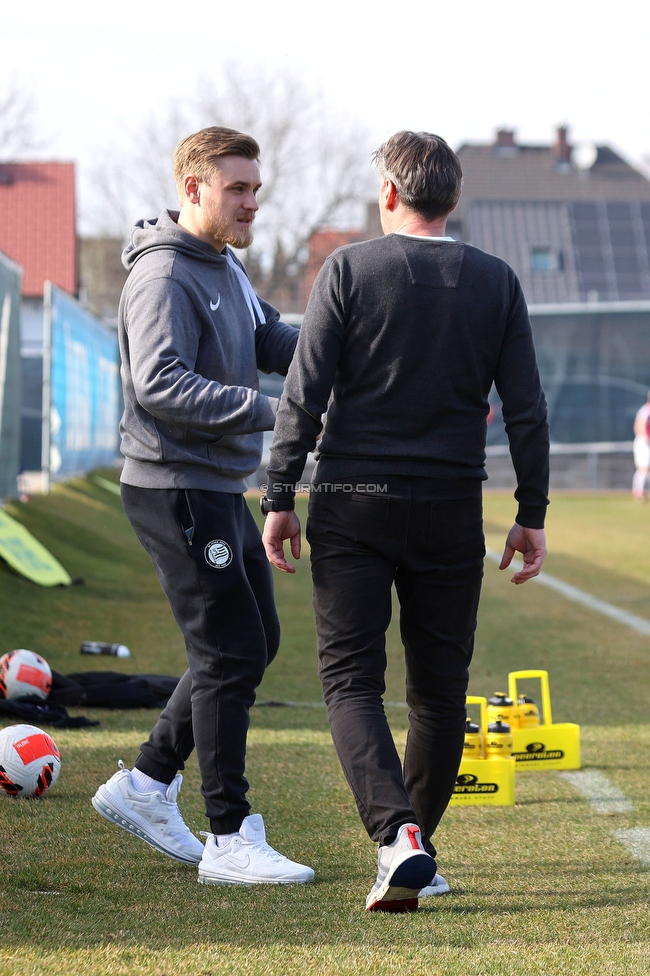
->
[[499, 524, 547, 584], [262, 510, 301, 573]]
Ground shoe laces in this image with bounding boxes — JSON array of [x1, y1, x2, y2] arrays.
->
[[200, 831, 285, 863], [246, 839, 286, 863]]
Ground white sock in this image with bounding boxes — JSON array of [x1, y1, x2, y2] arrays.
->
[[131, 769, 169, 795], [215, 831, 239, 848]]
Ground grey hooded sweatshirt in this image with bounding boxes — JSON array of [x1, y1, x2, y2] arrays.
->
[[118, 210, 298, 492]]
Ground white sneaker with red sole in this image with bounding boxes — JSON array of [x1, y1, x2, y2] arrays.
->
[[365, 823, 437, 912]]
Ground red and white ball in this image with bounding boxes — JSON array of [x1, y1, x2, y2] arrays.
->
[[0, 724, 61, 798], [0, 649, 52, 700]]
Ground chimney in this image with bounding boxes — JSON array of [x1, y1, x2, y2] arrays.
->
[[554, 125, 571, 164], [495, 128, 516, 148]]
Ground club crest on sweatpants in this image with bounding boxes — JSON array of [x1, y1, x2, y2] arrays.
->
[[204, 540, 233, 569]]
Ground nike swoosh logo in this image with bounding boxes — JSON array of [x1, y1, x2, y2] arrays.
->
[[223, 852, 250, 869], [210, 295, 221, 311]]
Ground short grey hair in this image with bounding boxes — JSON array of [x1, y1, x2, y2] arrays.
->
[[373, 131, 462, 220]]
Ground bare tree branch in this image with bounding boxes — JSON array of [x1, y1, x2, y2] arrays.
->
[[0, 77, 45, 160], [83, 64, 376, 306]]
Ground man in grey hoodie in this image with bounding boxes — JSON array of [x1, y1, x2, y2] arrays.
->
[[92, 126, 314, 887]]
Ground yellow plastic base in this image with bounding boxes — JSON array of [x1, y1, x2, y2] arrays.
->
[[511, 723, 581, 771], [449, 757, 516, 806]]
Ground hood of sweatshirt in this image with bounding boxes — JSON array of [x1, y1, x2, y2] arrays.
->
[[123, 210, 266, 330], [122, 209, 226, 272]]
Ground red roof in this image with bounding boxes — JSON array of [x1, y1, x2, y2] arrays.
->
[[0, 162, 76, 298], [301, 229, 365, 307], [308, 229, 365, 264]]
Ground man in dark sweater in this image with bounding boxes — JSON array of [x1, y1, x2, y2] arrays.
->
[[261, 131, 549, 912]]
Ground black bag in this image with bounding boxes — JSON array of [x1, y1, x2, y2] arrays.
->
[[49, 670, 180, 709]]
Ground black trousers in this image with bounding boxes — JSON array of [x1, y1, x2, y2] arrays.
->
[[306, 476, 484, 853], [121, 485, 280, 834]]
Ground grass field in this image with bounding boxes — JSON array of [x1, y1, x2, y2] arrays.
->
[[1, 474, 650, 975]]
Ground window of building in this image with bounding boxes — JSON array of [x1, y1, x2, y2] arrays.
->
[[530, 247, 562, 272]]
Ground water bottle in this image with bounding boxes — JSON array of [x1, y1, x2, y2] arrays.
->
[[516, 695, 541, 728], [484, 720, 514, 760], [463, 719, 483, 759], [80, 641, 131, 658], [487, 692, 518, 729]]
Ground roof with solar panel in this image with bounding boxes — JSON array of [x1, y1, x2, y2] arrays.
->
[[449, 127, 650, 304]]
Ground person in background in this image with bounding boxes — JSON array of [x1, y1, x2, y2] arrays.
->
[[632, 391, 650, 501]]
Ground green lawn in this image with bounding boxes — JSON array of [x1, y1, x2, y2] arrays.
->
[[1, 477, 649, 975]]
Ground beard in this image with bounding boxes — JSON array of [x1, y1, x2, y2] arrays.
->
[[205, 201, 255, 250], [223, 224, 254, 249]]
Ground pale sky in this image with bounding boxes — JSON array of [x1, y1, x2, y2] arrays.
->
[[5, 0, 650, 227]]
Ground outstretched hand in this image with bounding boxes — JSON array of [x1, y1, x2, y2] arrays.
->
[[499, 524, 547, 584], [262, 510, 301, 574]]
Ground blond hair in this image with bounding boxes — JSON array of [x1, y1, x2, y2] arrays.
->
[[173, 126, 260, 199]]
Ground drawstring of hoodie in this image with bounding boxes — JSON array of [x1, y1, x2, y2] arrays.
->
[[224, 251, 266, 331]]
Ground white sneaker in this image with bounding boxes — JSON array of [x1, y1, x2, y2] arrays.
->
[[197, 813, 315, 885], [419, 873, 451, 897], [365, 823, 437, 912], [92, 760, 204, 865]]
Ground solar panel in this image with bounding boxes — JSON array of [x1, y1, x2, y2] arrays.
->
[[569, 201, 650, 300]]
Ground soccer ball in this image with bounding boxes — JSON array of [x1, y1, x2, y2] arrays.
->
[[0, 724, 61, 798], [0, 649, 52, 700]]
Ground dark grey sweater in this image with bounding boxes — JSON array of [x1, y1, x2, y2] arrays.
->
[[266, 235, 549, 527]]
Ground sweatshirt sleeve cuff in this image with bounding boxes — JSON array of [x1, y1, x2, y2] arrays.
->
[[264, 472, 296, 501], [515, 505, 546, 529], [254, 396, 278, 432]]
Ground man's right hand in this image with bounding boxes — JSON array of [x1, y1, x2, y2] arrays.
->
[[262, 510, 301, 574]]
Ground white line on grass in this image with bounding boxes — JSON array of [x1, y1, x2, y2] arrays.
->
[[559, 770, 634, 813], [485, 549, 650, 638], [613, 828, 650, 866]]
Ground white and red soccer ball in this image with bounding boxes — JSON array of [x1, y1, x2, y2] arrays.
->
[[0, 649, 52, 701], [0, 724, 61, 798]]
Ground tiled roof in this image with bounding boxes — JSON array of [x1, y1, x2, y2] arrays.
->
[[465, 200, 580, 303], [452, 134, 650, 303], [0, 162, 76, 298], [455, 144, 650, 213]]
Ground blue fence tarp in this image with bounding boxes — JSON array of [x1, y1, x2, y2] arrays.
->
[[46, 284, 119, 477], [0, 251, 23, 497]]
